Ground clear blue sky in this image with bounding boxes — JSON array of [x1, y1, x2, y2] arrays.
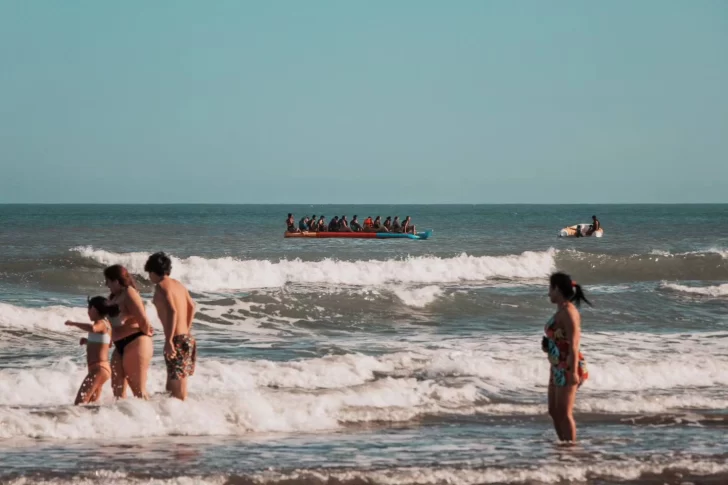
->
[[1, 1, 726, 203]]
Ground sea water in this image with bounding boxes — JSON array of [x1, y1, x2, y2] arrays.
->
[[1, 204, 727, 484]]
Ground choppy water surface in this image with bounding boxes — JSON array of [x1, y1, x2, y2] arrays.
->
[[1, 204, 727, 484]]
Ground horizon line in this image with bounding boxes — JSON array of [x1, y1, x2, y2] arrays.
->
[[1, 202, 727, 206]]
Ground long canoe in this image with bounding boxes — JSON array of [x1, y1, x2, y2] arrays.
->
[[285, 229, 432, 240]]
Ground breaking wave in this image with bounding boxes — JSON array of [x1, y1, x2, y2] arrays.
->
[[71, 247, 556, 292], [661, 282, 728, 297]]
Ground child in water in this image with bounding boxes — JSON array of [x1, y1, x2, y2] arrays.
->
[[64, 296, 117, 405]]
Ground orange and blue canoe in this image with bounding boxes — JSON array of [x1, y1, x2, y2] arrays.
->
[[284, 229, 432, 240]]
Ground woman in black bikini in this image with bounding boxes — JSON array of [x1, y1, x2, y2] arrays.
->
[[105, 265, 153, 399]]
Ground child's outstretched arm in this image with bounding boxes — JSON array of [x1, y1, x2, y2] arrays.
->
[[65, 320, 93, 332]]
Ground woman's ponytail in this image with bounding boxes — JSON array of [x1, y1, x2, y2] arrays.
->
[[571, 283, 591, 307], [550, 272, 592, 307]]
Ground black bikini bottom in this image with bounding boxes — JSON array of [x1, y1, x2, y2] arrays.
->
[[114, 332, 146, 357]]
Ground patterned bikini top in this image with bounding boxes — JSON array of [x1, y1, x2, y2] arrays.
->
[[545, 313, 586, 368]]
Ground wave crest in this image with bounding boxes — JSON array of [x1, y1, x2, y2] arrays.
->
[[662, 282, 728, 297], [72, 247, 556, 292]]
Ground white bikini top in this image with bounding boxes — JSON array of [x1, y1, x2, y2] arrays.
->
[[87, 320, 112, 345]]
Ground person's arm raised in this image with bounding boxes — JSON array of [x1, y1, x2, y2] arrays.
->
[[65, 320, 93, 332]]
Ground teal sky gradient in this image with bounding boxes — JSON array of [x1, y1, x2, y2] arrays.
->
[[1, 1, 726, 203]]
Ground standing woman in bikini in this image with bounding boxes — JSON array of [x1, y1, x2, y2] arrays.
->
[[104, 265, 154, 399], [542, 272, 590, 443]]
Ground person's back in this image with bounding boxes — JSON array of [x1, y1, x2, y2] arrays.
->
[[155, 278, 193, 337], [299, 218, 308, 231], [392, 217, 402, 233], [328, 217, 339, 232], [351, 216, 362, 232], [339, 216, 353, 232]]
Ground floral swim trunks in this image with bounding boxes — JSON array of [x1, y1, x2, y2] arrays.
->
[[165, 334, 197, 380]]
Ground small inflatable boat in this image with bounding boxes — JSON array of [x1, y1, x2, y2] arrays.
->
[[559, 224, 603, 238], [285, 229, 433, 240]]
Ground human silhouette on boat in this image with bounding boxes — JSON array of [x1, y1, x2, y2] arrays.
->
[[286, 213, 416, 234]]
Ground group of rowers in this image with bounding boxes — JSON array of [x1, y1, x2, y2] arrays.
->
[[286, 214, 417, 234]]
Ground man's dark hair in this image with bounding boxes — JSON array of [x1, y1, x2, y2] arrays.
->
[[144, 252, 172, 277]]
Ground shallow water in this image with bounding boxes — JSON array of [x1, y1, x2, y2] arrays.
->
[[1, 204, 727, 484]]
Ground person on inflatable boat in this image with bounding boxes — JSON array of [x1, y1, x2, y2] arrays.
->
[[402, 216, 416, 234], [350, 215, 363, 232], [286, 214, 299, 233], [392, 216, 402, 232], [586, 215, 600, 236], [338, 215, 353, 232]]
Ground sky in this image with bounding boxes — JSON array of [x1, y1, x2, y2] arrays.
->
[[0, 1, 726, 204]]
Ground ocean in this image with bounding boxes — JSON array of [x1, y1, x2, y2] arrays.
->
[[1, 204, 727, 485]]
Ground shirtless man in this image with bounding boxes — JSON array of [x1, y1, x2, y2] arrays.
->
[[144, 252, 197, 400], [586, 215, 601, 236]]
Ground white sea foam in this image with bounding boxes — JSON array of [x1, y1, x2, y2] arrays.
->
[[392, 285, 444, 308], [0, 301, 162, 333], [1, 329, 728, 440], [662, 282, 728, 297], [248, 461, 728, 485], [649, 248, 728, 259], [72, 247, 556, 292], [649, 249, 673, 257], [6, 476, 225, 485], [8, 460, 728, 485], [0, 357, 479, 439], [0, 302, 89, 333]]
